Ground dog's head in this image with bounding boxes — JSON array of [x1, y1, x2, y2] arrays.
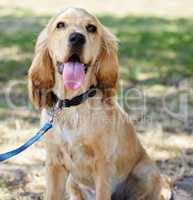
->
[[28, 7, 118, 110]]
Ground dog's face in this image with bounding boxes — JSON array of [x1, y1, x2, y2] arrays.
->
[[48, 8, 102, 66], [28, 8, 119, 109]]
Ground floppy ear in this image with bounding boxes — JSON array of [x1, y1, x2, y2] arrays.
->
[[96, 27, 118, 102], [28, 29, 55, 110]]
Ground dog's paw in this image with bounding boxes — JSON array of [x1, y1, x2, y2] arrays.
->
[[160, 176, 173, 200], [69, 196, 81, 200]]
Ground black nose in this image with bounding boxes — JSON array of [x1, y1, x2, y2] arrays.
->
[[69, 32, 86, 47]]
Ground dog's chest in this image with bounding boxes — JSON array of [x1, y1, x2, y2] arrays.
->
[[55, 109, 81, 145], [53, 115, 95, 184]]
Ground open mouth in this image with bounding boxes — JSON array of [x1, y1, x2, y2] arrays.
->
[[57, 54, 89, 90], [68, 53, 81, 63], [57, 54, 88, 75]]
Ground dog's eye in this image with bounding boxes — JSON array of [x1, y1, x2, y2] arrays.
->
[[56, 22, 65, 29], [86, 24, 97, 33]]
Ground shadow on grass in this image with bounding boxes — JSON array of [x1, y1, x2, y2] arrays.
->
[[100, 15, 193, 83], [0, 14, 50, 82], [0, 10, 193, 125], [1, 11, 193, 85], [0, 10, 193, 199]]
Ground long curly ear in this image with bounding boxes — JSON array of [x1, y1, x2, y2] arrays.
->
[[96, 27, 118, 102], [28, 29, 55, 110]]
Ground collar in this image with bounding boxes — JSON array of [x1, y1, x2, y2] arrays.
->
[[52, 85, 97, 109]]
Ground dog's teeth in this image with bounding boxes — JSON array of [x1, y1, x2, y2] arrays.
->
[[57, 63, 64, 74], [84, 64, 88, 73]]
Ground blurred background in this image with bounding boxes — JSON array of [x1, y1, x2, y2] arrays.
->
[[0, 0, 193, 199]]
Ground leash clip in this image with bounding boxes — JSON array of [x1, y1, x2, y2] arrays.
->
[[49, 102, 62, 124]]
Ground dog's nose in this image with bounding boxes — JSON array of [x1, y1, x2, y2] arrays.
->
[[69, 32, 86, 47]]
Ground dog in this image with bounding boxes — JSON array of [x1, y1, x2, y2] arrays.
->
[[28, 7, 172, 200]]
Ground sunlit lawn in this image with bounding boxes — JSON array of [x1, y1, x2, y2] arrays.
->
[[0, 8, 193, 126], [0, 8, 193, 200], [1, 9, 193, 83]]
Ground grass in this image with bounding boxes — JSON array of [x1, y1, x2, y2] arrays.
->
[[0, 9, 193, 84], [101, 16, 193, 82], [0, 8, 193, 200], [0, 8, 192, 128]]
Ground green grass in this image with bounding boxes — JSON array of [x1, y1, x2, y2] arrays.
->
[[100, 15, 193, 82], [0, 9, 192, 112], [0, 8, 193, 117], [0, 9, 193, 199], [0, 10, 193, 85]]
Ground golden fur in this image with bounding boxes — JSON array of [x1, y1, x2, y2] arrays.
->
[[28, 7, 172, 200]]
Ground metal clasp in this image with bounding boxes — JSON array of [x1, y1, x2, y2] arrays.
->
[[48, 102, 62, 124]]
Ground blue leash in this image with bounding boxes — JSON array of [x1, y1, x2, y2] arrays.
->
[[0, 85, 97, 162], [0, 122, 53, 162]]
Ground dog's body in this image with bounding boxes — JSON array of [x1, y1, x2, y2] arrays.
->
[[42, 96, 162, 200], [28, 7, 172, 200]]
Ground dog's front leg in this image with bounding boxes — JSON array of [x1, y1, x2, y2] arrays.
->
[[94, 160, 112, 200], [47, 164, 68, 200]]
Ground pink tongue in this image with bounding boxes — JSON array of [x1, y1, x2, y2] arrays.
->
[[62, 62, 85, 90]]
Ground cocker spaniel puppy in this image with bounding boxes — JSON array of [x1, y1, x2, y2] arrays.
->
[[28, 7, 172, 200]]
